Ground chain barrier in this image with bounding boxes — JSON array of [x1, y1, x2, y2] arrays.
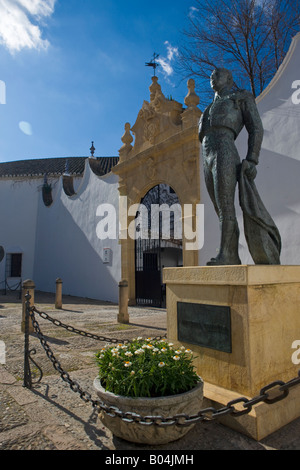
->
[[5, 280, 22, 292], [24, 294, 300, 427], [31, 306, 167, 343], [1, 279, 22, 298]]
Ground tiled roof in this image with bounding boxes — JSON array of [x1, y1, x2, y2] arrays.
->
[[0, 156, 119, 178], [88, 156, 119, 176]]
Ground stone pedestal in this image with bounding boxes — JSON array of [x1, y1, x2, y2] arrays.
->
[[163, 265, 300, 440]]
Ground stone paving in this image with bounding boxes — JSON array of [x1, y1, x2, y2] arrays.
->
[[0, 290, 300, 452]]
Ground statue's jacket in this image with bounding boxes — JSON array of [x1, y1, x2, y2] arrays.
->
[[199, 89, 264, 165]]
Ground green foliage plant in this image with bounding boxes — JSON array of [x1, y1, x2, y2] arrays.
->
[[95, 337, 199, 398]]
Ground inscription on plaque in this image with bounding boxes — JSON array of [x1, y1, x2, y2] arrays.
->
[[177, 302, 232, 353]]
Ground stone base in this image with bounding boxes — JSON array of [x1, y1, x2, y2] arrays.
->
[[203, 381, 300, 441], [163, 265, 300, 440]]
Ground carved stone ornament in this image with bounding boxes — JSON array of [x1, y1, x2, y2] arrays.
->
[[119, 122, 133, 158], [144, 116, 160, 144], [145, 157, 156, 180], [184, 79, 200, 109]]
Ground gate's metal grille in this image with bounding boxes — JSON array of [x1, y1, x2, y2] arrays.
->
[[135, 184, 182, 308]]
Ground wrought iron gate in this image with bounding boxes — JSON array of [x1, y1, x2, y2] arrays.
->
[[135, 185, 182, 308]]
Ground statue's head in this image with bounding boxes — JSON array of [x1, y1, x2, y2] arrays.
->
[[210, 68, 233, 92]]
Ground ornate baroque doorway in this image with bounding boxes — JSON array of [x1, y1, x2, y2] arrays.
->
[[113, 76, 201, 305]]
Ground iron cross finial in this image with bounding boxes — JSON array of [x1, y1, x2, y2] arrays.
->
[[90, 141, 95, 157], [145, 53, 160, 76]]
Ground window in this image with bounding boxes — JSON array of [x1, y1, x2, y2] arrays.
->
[[6, 253, 22, 278]]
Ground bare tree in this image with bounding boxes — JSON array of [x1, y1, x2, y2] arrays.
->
[[178, 0, 300, 101]]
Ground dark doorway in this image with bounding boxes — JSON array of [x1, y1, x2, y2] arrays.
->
[[135, 184, 182, 308]]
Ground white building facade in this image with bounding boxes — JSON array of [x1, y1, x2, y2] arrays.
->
[[1, 32, 300, 304]]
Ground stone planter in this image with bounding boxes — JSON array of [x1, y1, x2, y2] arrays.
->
[[93, 377, 203, 445]]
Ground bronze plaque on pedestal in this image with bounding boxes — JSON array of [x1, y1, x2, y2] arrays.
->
[[177, 302, 232, 353]]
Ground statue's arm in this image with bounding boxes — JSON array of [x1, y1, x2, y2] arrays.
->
[[241, 93, 264, 165], [198, 114, 205, 143], [198, 104, 212, 143]]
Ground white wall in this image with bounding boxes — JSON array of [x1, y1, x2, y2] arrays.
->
[[33, 160, 121, 302], [0, 177, 42, 287]]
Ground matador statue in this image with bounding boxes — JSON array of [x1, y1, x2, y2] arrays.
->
[[199, 68, 281, 265]]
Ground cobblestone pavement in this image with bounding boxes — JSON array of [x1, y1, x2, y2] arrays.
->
[[0, 290, 300, 452]]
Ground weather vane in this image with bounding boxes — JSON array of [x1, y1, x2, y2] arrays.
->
[[145, 53, 160, 76]]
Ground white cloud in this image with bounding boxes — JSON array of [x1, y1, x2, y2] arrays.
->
[[157, 41, 179, 78], [0, 0, 56, 54], [188, 6, 199, 19], [0, 79, 6, 104]]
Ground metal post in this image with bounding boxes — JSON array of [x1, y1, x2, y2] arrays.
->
[[23, 292, 32, 389], [21, 279, 35, 333]]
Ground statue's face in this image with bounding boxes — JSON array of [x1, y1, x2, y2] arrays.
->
[[210, 69, 229, 92]]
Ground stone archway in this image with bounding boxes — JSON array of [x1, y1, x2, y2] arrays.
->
[[113, 76, 202, 305]]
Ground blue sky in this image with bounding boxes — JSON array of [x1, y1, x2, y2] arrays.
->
[[0, 0, 197, 162]]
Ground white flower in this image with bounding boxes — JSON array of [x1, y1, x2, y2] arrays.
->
[[125, 351, 133, 357], [134, 348, 145, 355], [130, 370, 135, 376], [158, 362, 165, 367], [124, 361, 132, 367], [173, 355, 180, 361]]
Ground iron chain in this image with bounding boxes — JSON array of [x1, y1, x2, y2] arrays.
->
[[32, 306, 167, 343], [28, 305, 300, 427]]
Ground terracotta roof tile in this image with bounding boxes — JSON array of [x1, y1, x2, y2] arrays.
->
[[0, 156, 119, 178]]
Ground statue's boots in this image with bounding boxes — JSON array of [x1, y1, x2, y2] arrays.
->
[[207, 219, 241, 266]]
